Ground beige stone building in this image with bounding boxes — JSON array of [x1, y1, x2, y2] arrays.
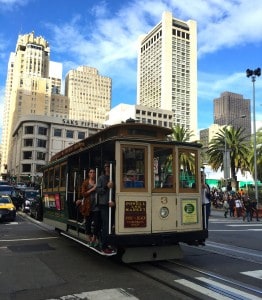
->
[[65, 66, 112, 123], [137, 11, 198, 139], [1, 32, 64, 178], [9, 115, 103, 183]]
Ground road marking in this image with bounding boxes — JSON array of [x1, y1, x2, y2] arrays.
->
[[175, 278, 231, 299], [196, 277, 262, 300], [0, 237, 58, 242], [228, 224, 262, 227], [45, 288, 139, 299], [241, 270, 262, 280], [3, 222, 19, 225]]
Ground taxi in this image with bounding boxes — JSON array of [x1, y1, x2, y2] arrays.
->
[[0, 195, 16, 221]]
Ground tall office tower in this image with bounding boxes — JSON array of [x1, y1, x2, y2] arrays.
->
[[214, 91, 251, 136], [0, 32, 62, 177], [137, 11, 197, 138], [65, 66, 112, 123]]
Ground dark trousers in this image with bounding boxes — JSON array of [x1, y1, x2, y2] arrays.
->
[[202, 202, 210, 229], [85, 211, 101, 236], [99, 205, 110, 249]]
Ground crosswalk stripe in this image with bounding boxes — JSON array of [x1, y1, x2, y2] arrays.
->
[[175, 278, 231, 299], [46, 288, 139, 300], [241, 270, 262, 280], [197, 277, 262, 300]]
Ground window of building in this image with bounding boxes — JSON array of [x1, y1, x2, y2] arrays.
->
[[54, 128, 62, 137], [23, 151, 32, 159], [37, 152, 46, 160], [38, 127, 47, 135], [24, 126, 34, 134], [78, 131, 85, 139], [24, 139, 33, 147], [37, 139, 46, 148], [66, 130, 74, 138], [22, 164, 31, 172], [35, 164, 43, 172]]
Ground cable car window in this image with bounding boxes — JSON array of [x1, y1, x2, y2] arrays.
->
[[48, 168, 54, 189], [178, 149, 197, 191], [153, 147, 174, 189], [122, 146, 145, 189], [60, 163, 67, 188], [54, 166, 60, 188]]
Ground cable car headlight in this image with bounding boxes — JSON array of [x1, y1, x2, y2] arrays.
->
[[160, 206, 169, 218]]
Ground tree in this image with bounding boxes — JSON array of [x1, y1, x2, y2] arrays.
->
[[171, 125, 194, 142], [248, 127, 262, 182], [206, 126, 251, 180], [171, 125, 196, 179]]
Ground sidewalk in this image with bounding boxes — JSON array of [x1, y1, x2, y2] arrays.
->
[[209, 207, 261, 221], [210, 208, 224, 218]]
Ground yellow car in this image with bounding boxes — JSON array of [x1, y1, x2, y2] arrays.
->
[[0, 194, 16, 222]]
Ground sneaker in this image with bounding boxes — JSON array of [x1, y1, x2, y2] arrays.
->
[[102, 248, 113, 254]]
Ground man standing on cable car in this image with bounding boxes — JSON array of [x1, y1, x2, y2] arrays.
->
[[96, 162, 115, 254]]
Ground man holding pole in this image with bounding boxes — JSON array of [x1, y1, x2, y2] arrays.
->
[[96, 162, 115, 254]]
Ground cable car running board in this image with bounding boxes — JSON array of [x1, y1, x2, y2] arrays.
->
[[60, 232, 117, 257]]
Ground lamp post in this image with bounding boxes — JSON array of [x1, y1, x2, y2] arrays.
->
[[224, 115, 246, 181], [246, 67, 261, 202]]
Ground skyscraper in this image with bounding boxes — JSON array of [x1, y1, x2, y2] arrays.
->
[[0, 32, 63, 177], [137, 11, 197, 138], [214, 91, 251, 136], [65, 66, 112, 124]]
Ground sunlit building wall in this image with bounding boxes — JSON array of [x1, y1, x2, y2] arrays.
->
[[137, 11, 197, 139], [65, 66, 112, 124]]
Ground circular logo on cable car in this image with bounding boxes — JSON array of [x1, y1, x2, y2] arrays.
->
[[184, 203, 195, 214]]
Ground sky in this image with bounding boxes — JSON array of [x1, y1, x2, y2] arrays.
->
[[0, 0, 262, 141]]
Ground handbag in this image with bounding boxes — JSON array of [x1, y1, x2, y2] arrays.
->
[[76, 196, 91, 217]]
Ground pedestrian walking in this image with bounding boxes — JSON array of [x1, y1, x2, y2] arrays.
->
[[250, 198, 260, 221], [235, 197, 242, 218], [242, 197, 252, 222], [223, 199, 229, 218]]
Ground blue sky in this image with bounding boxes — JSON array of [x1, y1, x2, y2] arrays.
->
[[0, 0, 262, 141]]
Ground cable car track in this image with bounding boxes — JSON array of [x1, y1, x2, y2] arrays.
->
[[129, 246, 262, 300]]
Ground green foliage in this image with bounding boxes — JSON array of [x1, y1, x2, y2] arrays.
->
[[171, 125, 194, 142], [206, 126, 251, 180]]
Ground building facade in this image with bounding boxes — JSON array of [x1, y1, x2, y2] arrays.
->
[[65, 66, 112, 124], [137, 11, 197, 138], [9, 115, 103, 183], [214, 91, 251, 136], [105, 103, 173, 128], [1, 32, 63, 178]]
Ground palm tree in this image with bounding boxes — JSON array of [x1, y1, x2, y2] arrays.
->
[[206, 126, 251, 180], [171, 124, 194, 142], [248, 127, 262, 182], [171, 125, 196, 182]]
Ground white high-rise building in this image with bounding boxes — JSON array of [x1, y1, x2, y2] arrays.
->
[[137, 11, 197, 138], [65, 66, 112, 124]]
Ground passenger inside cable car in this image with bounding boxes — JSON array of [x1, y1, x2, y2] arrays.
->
[[124, 170, 144, 188]]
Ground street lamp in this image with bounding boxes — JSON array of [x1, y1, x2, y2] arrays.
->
[[246, 67, 261, 202], [224, 114, 246, 181]]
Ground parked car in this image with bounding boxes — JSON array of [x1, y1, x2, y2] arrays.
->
[[0, 185, 23, 210], [16, 182, 27, 189], [30, 195, 43, 220], [0, 194, 16, 222], [0, 180, 10, 185]]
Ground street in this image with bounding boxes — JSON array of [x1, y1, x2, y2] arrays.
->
[[0, 209, 261, 300]]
